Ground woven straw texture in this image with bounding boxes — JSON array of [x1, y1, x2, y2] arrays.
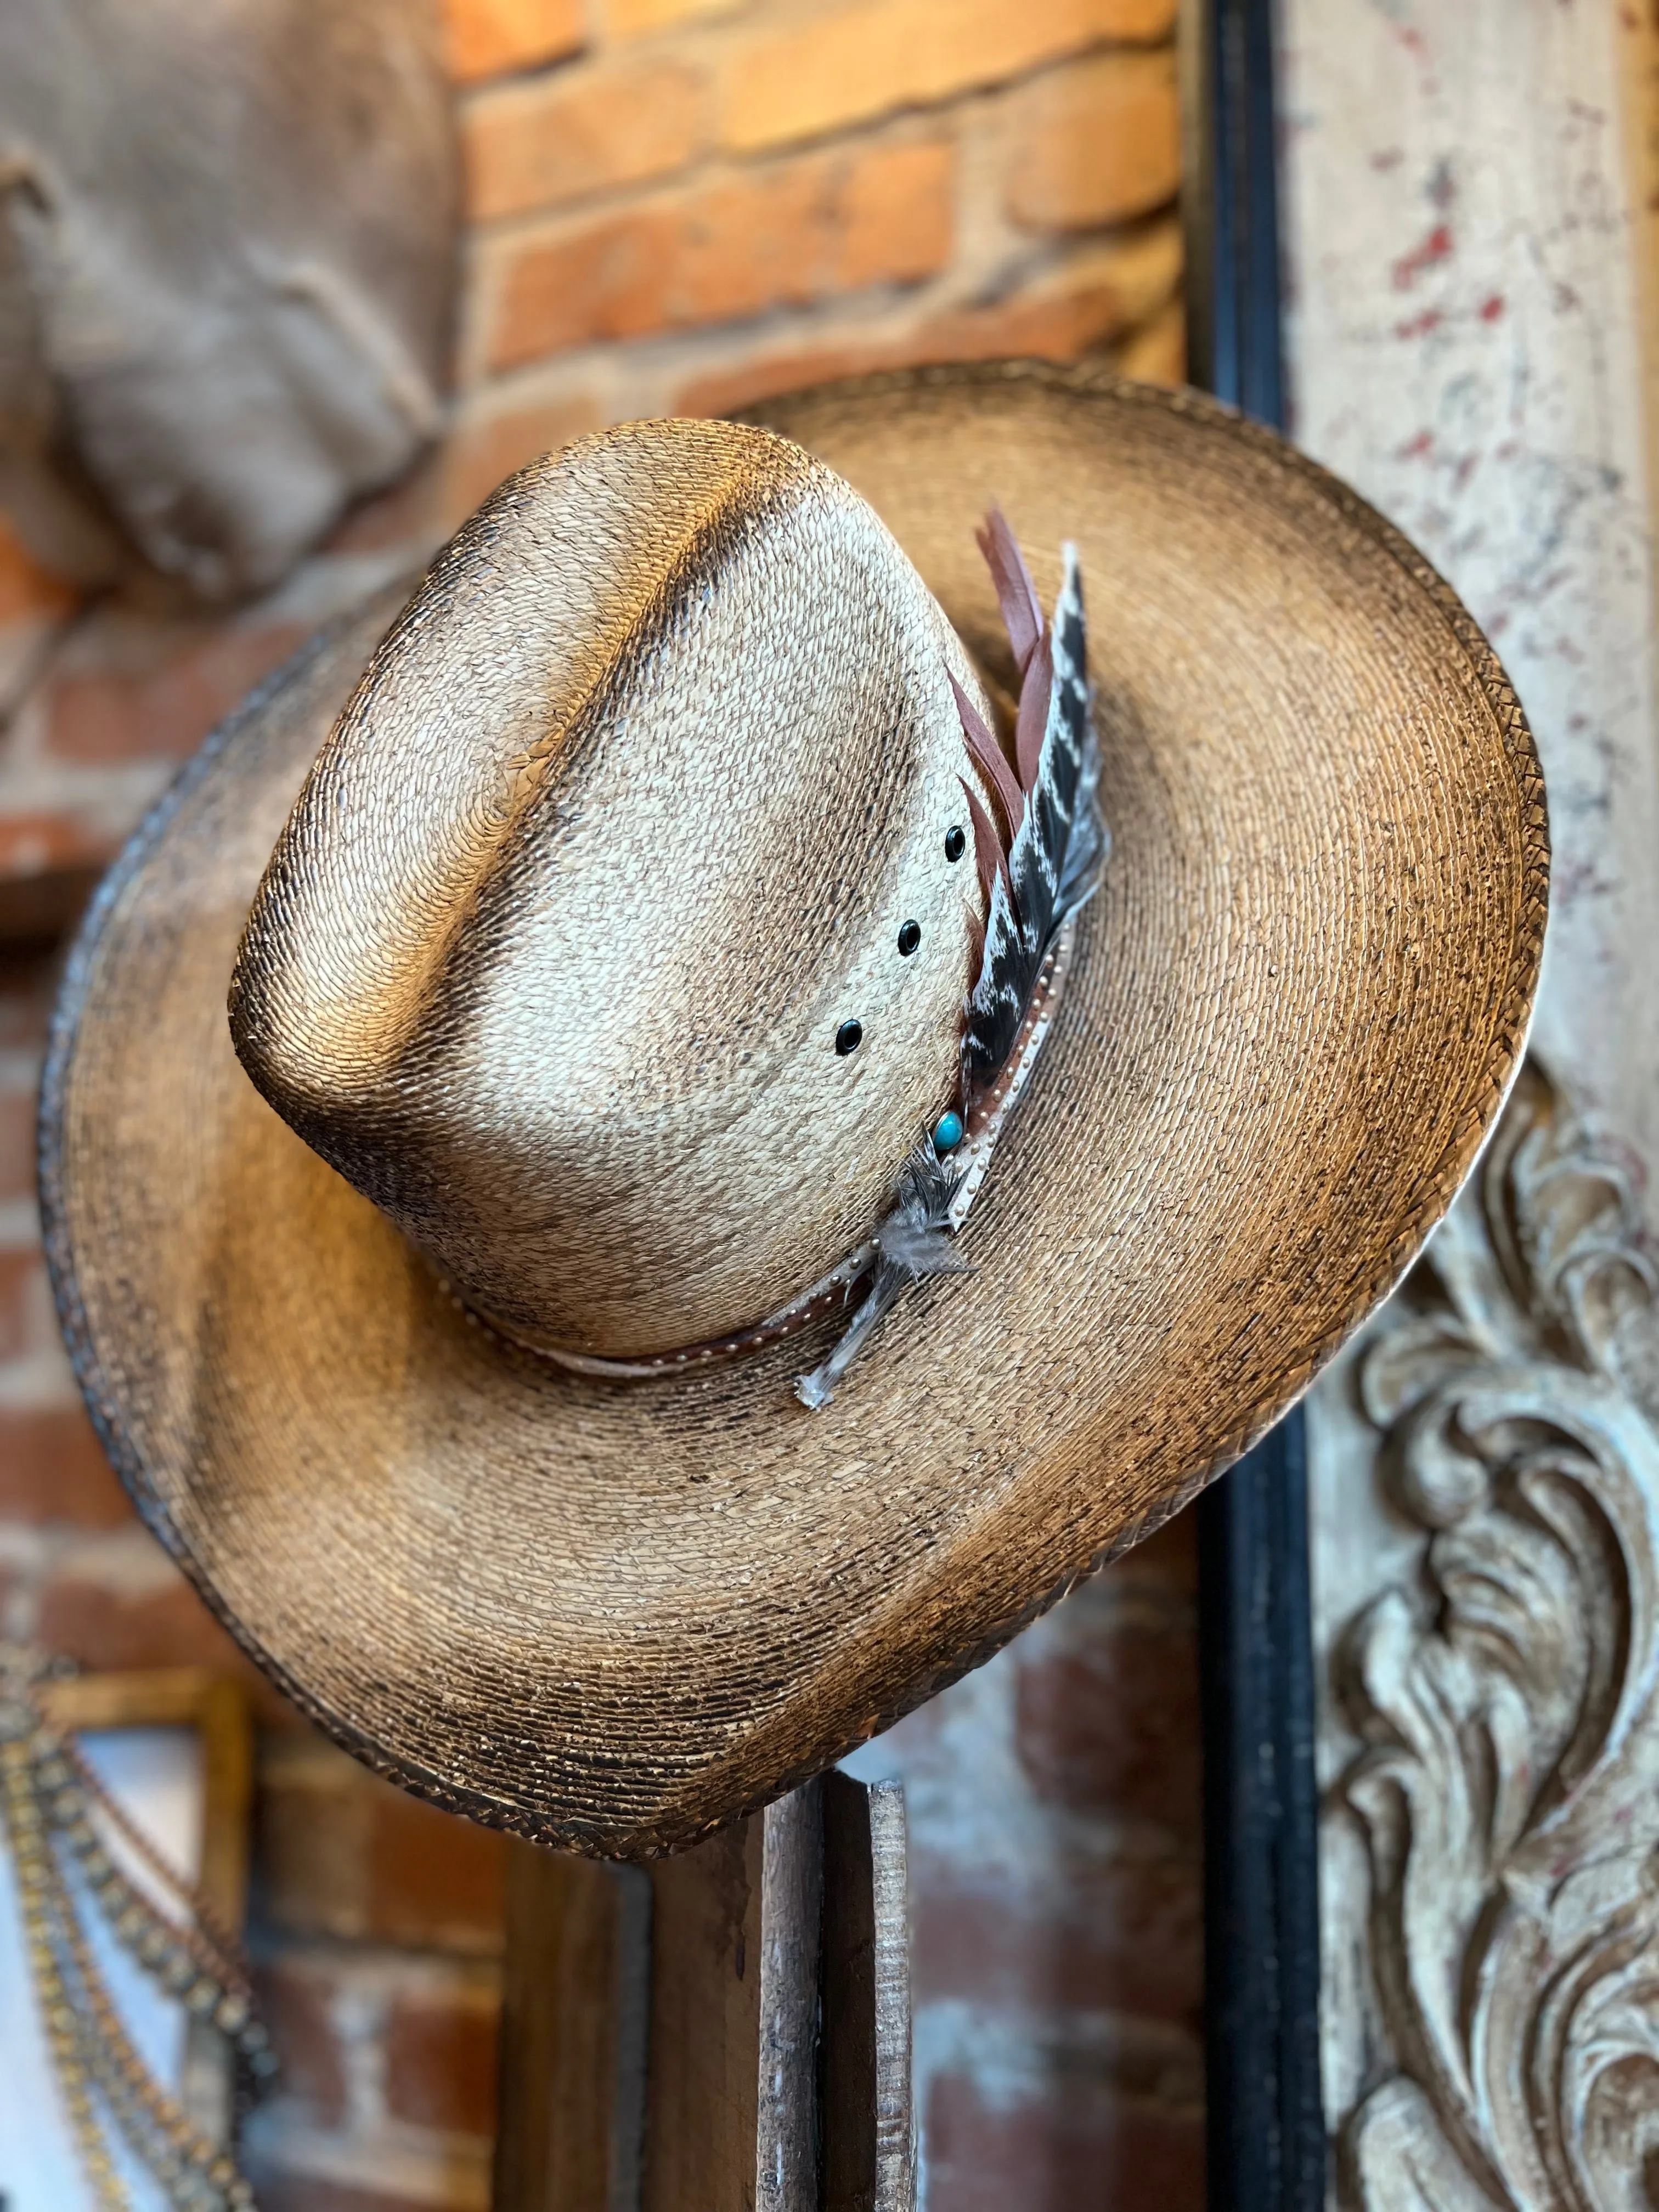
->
[[41, 363, 1548, 1856], [228, 421, 991, 1358]]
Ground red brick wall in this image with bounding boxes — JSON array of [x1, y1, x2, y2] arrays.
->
[[443, 0, 1182, 485], [0, 0, 1182, 909], [846, 1516, 1204, 2210], [0, 1, 1195, 2203]]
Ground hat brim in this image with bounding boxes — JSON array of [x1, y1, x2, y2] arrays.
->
[[41, 364, 1547, 1856]]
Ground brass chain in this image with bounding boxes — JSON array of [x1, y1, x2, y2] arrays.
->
[[0, 1649, 272, 2211], [2, 1736, 130, 2211]]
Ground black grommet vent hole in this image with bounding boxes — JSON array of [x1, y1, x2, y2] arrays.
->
[[898, 921, 921, 956], [835, 1020, 863, 1056], [945, 825, 966, 862]]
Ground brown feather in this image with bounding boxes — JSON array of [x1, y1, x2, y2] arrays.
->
[[950, 672, 1024, 842], [960, 777, 1012, 903], [975, 507, 1044, 676], [1013, 629, 1054, 794]]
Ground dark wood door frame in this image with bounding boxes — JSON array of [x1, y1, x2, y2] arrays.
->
[[1180, 4, 1326, 2207]]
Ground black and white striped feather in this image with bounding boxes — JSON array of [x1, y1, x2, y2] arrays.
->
[[961, 524, 1103, 1102], [793, 1141, 969, 1409], [793, 515, 1105, 1409]]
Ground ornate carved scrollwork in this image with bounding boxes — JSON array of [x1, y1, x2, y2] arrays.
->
[[1326, 1061, 1659, 2210]]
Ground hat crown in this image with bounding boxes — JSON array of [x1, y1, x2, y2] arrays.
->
[[229, 420, 989, 1357]]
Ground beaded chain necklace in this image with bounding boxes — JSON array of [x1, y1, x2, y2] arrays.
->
[[0, 1645, 276, 2210]]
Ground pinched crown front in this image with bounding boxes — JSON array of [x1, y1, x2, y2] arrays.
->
[[229, 420, 994, 1359]]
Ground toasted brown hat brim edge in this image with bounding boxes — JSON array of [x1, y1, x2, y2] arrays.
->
[[38, 363, 1547, 1856]]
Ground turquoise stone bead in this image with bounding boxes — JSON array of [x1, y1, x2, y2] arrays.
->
[[933, 1110, 964, 1153]]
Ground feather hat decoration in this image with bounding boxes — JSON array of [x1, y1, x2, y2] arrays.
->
[[960, 516, 1105, 1103], [797, 514, 1108, 1406]]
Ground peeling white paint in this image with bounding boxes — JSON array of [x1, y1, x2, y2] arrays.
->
[[1280, 0, 1659, 1167], [1283, 4, 1659, 2191]]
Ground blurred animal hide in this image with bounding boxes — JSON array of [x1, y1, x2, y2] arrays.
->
[[0, 0, 459, 602]]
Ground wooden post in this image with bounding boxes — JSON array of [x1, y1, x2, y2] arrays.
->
[[492, 1776, 912, 2212], [821, 1776, 911, 2212], [490, 1851, 651, 2212]]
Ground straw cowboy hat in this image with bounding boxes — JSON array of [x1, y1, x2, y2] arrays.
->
[[40, 363, 1547, 1856]]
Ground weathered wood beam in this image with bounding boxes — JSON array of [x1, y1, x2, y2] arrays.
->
[[493, 1774, 912, 2212]]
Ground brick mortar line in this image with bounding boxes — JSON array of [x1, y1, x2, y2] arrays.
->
[[455, 29, 1173, 208], [460, 75, 1170, 259], [453, 222, 1182, 422], [452, 13, 1173, 90], [462, 126, 957, 256], [456, 255, 1175, 416]]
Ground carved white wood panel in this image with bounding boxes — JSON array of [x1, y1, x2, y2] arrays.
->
[[1277, 4, 1659, 2203], [1316, 1064, 1659, 2207]]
